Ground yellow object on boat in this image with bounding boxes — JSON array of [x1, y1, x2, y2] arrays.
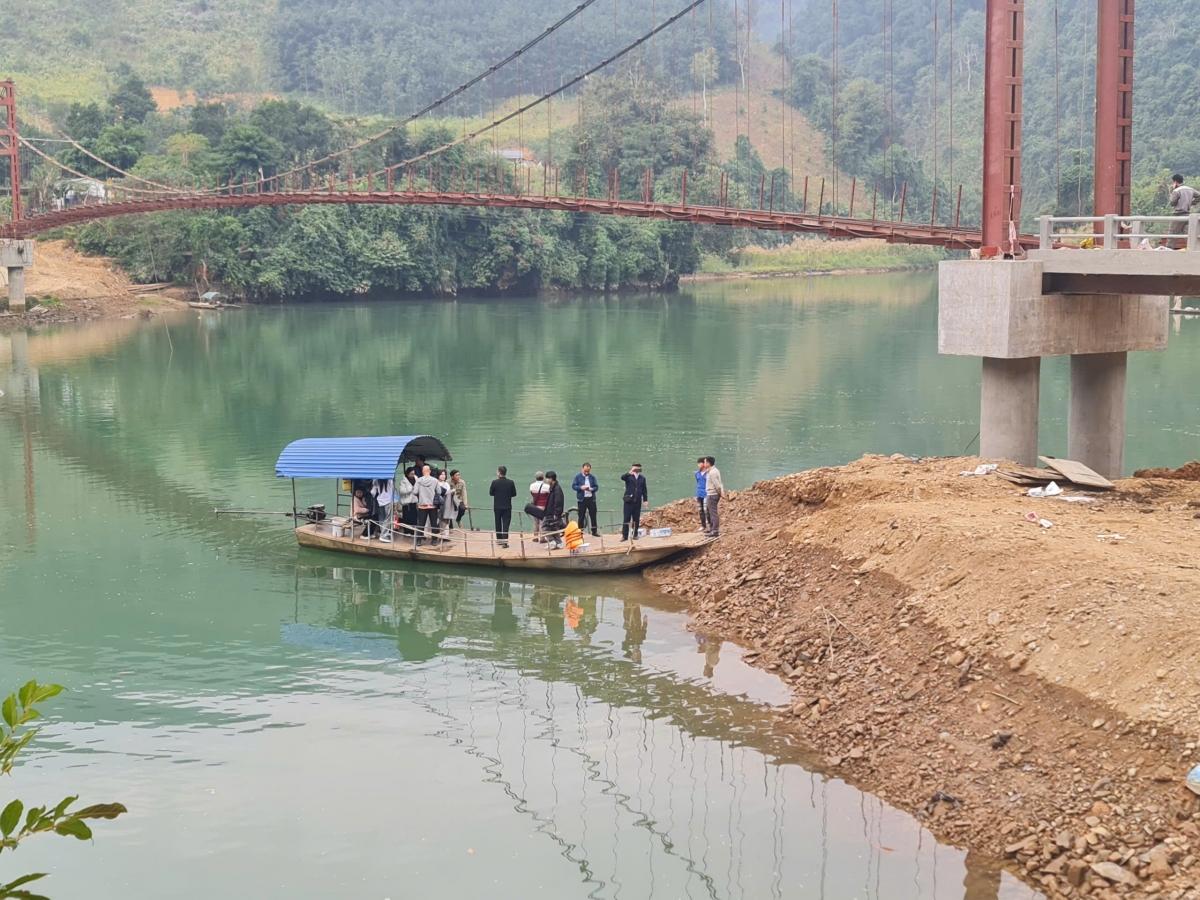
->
[[564, 522, 584, 551]]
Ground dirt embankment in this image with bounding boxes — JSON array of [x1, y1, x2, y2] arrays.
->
[[647, 455, 1200, 900], [1, 240, 189, 330]]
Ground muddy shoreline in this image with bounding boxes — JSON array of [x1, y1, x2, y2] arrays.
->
[[645, 456, 1200, 900]]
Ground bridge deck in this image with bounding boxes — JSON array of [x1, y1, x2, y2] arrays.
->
[[1, 188, 1023, 249]]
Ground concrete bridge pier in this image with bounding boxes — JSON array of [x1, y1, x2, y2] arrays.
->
[[1069, 351, 1128, 480], [980, 356, 1041, 466], [939, 259, 1168, 479], [1, 240, 33, 312]]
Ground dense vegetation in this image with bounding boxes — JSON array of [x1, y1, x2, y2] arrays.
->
[[50, 73, 775, 297], [786, 0, 1200, 225]]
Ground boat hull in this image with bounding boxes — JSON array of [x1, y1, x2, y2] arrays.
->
[[294, 523, 712, 572]]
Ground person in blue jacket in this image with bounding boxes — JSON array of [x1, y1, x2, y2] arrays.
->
[[572, 462, 600, 536], [695, 457, 709, 532]]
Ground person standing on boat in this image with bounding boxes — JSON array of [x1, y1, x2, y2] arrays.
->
[[415, 464, 440, 546], [572, 463, 600, 537], [490, 466, 518, 548], [529, 472, 551, 542], [542, 471, 567, 549], [436, 469, 456, 543], [353, 488, 381, 539], [396, 468, 419, 535], [449, 470, 468, 529], [620, 463, 648, 542], [703, 456, 724, 538], [695, 458, 709, 532]]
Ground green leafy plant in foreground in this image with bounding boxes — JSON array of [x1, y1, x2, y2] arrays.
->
[[1, 682, 127, 900]]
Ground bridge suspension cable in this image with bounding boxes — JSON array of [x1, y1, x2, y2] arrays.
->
[[52, 130, 181, 193], [270, 0, 606, 187], [17, 135, 184, 196], [385, 0, 711, 174]]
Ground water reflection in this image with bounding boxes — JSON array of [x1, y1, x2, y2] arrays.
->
[[0, 282, 1079, 899], [274, 563, 1035, 900]]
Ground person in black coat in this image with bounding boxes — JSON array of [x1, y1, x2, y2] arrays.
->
[[542, 471, 567, 548], [620, 463, 648, 541], [489, 466, 518, 547]]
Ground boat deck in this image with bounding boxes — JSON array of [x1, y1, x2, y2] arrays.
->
[[294, 522, 714, 571]]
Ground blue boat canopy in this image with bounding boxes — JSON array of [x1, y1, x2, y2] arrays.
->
[[275, 435, 452, 480]]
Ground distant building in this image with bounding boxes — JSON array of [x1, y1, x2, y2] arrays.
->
[[492, 148, 538, 168], [54, 178, 107, 210]]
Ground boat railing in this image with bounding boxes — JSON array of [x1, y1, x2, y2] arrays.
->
[[461, 506, 665, 536], [339, 506, 670, 559]]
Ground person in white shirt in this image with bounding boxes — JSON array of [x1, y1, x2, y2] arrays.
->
[[703, 456, 724, 538], [529, 472, 551, 542], [1168, 174, 1200, 248]]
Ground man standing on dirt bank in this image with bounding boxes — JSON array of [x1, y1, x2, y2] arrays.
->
[[703, 456, 723, 538], [620, 464, 648, 542], [695, 458, 709, 532]]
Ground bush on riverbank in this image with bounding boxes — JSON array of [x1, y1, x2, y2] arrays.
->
[[698, 239, 949, 276]]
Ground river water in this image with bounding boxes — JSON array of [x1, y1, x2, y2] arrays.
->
[[5, 272, 1197, 898]]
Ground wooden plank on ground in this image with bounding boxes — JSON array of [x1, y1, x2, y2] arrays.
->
[[994, 465, 1057, 486], [1038, 456, 1115, 490]]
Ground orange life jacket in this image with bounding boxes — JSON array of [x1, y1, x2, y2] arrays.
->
[[564, 521, 584, 551]]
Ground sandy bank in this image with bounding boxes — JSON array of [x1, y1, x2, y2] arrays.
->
[[647, 455, 1200, 900], [1, 240, 189, 330]]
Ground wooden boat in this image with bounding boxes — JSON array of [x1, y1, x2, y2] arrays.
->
[[271, 435, 714, 573], [294, 521, 712, 571]]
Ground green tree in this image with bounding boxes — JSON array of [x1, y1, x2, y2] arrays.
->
[[190, 102, 229, 147], [215, 123, 282, 177], [249, 99, 335, 165], [565, 71, 714, 200], [836, 78, 886, 174], [164, 133, 211, 168], [63, 103, 112, 142], [108, 74, 157, 124], [1, 681, 127, 900], [93, 125, 147, 172], [788, 54, 832, 119]]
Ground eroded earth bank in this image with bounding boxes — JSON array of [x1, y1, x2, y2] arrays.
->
[[647, 455, 1200, 900]]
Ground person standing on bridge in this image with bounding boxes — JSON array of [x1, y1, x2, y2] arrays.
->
[[1168, 174, 1200, 248]]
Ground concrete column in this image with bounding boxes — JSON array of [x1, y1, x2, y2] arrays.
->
[[1068, 351, 1127, 479], [7, 265, 25, 312], [980, 356, 1040, 466]]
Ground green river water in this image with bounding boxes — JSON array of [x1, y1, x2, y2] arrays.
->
[[4, 272, 1198, 899]]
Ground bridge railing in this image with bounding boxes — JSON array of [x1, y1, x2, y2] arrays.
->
[[1038, 214, 1200, 251]]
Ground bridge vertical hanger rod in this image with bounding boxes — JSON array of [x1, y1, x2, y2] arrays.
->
[[1, 81, 21, 223], [1094, 0, 1133, 220], [981, 0, 1023, 257]]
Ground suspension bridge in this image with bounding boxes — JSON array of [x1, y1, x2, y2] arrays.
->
[[0, 0, 1020, 249]]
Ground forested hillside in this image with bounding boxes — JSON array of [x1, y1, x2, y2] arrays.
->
[[786, 0, 1200, 225]]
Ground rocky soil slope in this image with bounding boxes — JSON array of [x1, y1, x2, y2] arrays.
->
[[647, 455, 1200, 900]]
